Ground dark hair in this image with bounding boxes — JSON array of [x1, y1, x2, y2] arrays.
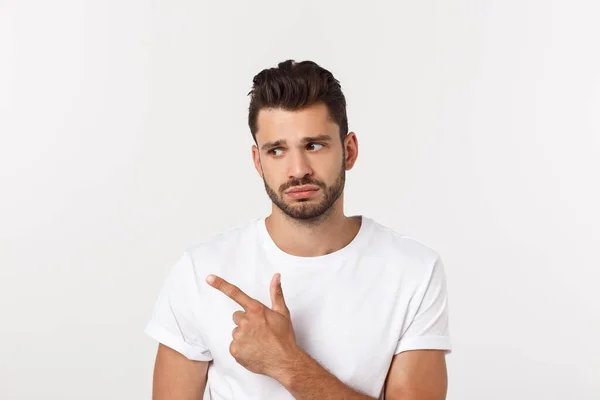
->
[[247, 59, 348, 143]]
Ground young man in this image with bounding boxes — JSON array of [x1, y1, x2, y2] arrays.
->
[[145, 60, 452, 399]]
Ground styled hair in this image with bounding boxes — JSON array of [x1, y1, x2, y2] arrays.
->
[[247, 59, 348, 143]]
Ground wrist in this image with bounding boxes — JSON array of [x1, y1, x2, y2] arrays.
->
[[271, 345, 307, 386]]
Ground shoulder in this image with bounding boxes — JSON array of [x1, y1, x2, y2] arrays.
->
[[366, 218, 443, 282], [182, 218, 260, 267], [368, 218, 440, 262]]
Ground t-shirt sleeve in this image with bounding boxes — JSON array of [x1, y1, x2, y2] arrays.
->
[[394, 255, 452, 355], [144, 250, 213, 361]]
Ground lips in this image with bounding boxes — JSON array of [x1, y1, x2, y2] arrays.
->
[[285, 185, 320, 194]]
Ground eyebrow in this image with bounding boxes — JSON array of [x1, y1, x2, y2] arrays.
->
[[260, 134, 333, 151]]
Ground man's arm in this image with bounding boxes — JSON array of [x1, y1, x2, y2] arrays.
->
[[151, 344, 210, 400], [274, 348, 377, 399], [384, 350, 448, 400], [203, 273, 449, 399], [273, 348, 447, 400]]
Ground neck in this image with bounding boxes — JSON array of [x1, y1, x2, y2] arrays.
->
[[265, 201, 362, 257]]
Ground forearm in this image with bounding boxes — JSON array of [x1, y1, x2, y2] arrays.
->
[[273, 349, 377, 400]]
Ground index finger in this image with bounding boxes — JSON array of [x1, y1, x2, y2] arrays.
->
[[206, 274, 255, 310]]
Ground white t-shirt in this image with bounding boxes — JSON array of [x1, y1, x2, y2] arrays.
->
[[145, 216, 452, 399]]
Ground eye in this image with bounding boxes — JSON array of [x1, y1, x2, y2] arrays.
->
[[307, 143, 324, 151], [270, 148, 284, 156]]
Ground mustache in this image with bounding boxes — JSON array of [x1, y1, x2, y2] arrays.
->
[[279, 177, 326, 193]]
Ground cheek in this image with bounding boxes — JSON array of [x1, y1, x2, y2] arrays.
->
[[260, 165, 281, 185], [322, 160, 343, 178]]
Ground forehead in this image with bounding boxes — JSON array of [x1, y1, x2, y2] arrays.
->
[[255, 102, 338, 143]]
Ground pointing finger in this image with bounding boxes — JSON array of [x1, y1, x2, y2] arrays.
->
[[206, 274, 257, 311]]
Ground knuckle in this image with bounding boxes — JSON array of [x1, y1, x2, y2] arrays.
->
[[248, 300, 262, 312], [229, 285, 241, 298]]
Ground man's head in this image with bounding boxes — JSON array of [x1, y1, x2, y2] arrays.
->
[[248, 60, 358, 222]]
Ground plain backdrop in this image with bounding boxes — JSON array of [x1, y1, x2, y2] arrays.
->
[[1, 0, 599, 399]]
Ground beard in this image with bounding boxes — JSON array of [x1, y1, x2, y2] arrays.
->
[[262, 160, 346, 222]]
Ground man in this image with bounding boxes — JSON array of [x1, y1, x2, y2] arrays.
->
[[145, 60, 452, 399]]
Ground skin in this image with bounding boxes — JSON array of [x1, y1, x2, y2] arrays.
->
[[151, 101, 448, 399], [251, 102, 362, 256]]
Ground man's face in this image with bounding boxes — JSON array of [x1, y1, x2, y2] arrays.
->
[[252, 102, 355, 221]]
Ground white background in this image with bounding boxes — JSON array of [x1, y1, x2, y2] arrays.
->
[[1, 0, 599, 399]]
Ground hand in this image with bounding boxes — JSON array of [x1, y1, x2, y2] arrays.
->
[[205, 272, 301, 377]]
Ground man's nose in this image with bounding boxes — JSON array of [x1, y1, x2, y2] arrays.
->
[[287, 151, 313, 180]]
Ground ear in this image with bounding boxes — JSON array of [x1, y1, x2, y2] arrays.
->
[[252, 145, 264, 178], [343, 132, 359, 171]]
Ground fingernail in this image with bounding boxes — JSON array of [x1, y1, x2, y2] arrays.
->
[[206, 275, 215, 284], [277, 274, 281, 285]]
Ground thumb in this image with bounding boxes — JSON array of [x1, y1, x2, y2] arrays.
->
[[270, 273, 289, 316]]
